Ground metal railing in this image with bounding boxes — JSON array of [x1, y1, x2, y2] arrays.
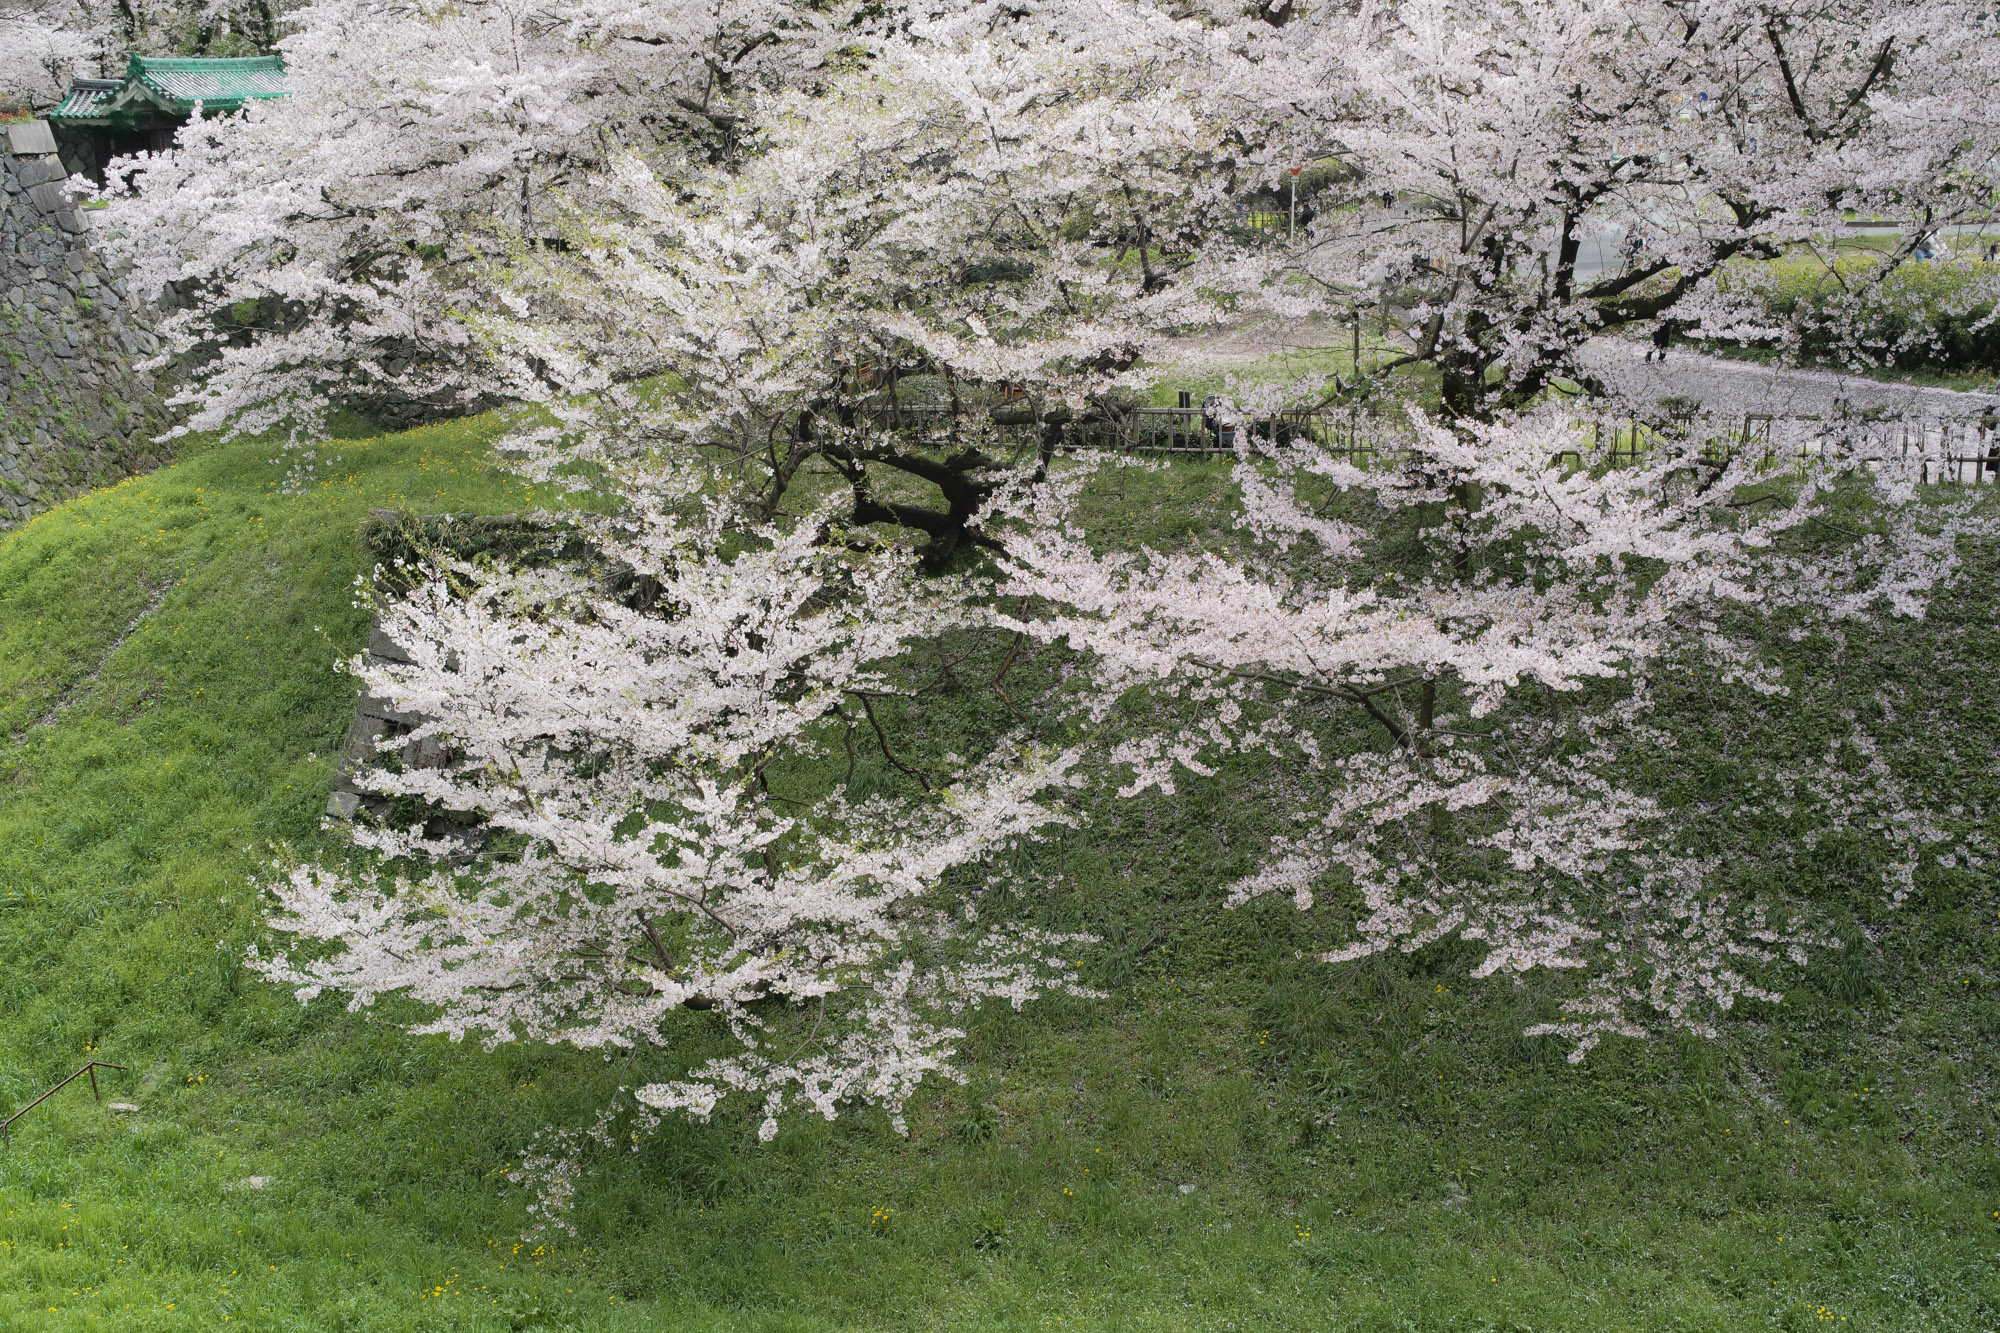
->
[[853, 401, 1413, 458], [1556, 412, 2000, 484], [0, 1061, 129, 1144]]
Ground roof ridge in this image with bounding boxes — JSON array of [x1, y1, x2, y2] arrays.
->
[[127, 54, 285, 70]]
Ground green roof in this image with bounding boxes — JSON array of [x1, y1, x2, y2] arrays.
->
[[49, 78, 122, 124], [123, 54, 287, 113], [49, 55, 287, 127]]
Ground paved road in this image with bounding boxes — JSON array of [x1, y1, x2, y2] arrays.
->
[[1580, 338, 2000, 420], [1178, 320, 1999, 421]]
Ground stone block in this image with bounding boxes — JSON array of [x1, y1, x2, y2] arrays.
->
[[332, 713, 392, 794], [14, 159, 63, 189], [356, 692, 424, 726], [402, 734, 451, 769], [5, 122, 57, 156], [25, 181, 70, 215], [367, 624, 415, 664]]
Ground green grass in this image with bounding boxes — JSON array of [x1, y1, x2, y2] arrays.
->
[[1137, 336, 1427, 410], [1, 419, 1998, 1331]]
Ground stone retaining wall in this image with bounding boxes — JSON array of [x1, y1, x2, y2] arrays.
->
[[1, 119, 169, 532], [325, 615, 448, 823]]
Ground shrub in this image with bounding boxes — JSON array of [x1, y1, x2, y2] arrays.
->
[[1732, 253, 2000, 373]]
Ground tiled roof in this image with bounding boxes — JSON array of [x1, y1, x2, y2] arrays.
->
[[123, 55, 287, 113], [49, 78, 122, 123], [48, 56, 287, 125]]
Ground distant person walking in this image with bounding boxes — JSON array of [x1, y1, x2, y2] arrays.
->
[[1644, 318, 1674, 363]]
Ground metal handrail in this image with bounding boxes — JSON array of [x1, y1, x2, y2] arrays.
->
[[0, 1061, 129, 1144]]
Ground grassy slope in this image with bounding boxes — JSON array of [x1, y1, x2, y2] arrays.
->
[[0, 421, 1996, 1332]]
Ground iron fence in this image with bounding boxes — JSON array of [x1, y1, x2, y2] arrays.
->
[[853, 401, 2000, 483]]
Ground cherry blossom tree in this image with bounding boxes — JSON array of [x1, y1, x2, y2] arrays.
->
[[1, 0, 92, 107], [253, 464, 1092, 1224], [903, 0, 1998, 1059], [217, 0, 2000, 1221], [229, 3, 1205, 1226], [105, 0, 841, 441], [996, 401, 1999, 1057], [1, 0, 294, 107], [1171, 0, 2000, 417], [467, 0, 1218, 561]]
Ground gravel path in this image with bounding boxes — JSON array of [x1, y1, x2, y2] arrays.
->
[[1579, 339, 2000, 420]]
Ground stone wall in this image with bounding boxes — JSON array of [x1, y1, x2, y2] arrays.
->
[[326, 614, 445, 823], [1, 119, 168, 532]]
